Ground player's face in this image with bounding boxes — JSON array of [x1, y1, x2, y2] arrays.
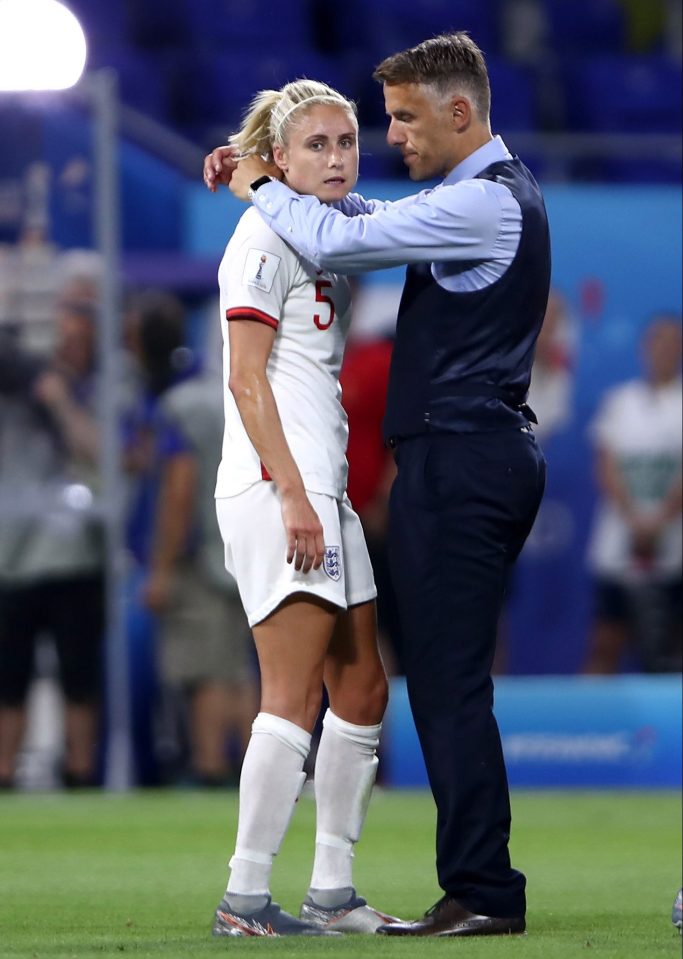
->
[[275, 104, 359, 204], [383, 82, 462, 180]]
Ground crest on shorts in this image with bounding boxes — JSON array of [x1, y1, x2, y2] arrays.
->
[[323, 545, 342, 581]]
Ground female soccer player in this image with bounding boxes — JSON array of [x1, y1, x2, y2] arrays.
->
[[212, 80, 397, 937]]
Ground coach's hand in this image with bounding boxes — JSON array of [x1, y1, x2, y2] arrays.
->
[[203, 146, 239, 192], [229, 155, 281, 202], [280, 490, 325, 573]]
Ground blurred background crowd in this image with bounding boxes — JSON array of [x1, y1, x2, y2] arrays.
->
[[55, 0, 683, 181], [0, 0, 680, 791]]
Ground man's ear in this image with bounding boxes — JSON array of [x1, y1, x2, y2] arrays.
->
[[272, 144, 288, 173], [450, 96, 471, 131]]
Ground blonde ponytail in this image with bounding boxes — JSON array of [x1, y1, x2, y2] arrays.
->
[[229, 89, 281, 159]]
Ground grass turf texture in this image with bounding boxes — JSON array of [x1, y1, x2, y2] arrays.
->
[[0, 789, 680, 958]]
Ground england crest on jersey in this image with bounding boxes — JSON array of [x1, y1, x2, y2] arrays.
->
[[323, 545, 342, 581]]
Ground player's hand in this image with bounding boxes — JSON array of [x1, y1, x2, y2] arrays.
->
[[229, 155, 282, 202], [280, 490, 325, 573], [203, 146, 239, 192]]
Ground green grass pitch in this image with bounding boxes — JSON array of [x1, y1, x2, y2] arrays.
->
[[0, 788, 680, 958]]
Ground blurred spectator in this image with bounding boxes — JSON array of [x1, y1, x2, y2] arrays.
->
[[124, 291, 257, 786], [0, 300, 104, 788], [527, 289, 575, 441], [500, 0, 548, 64], [341, 332, 401, 675], [339, 282, 404, 674], [55, 250, 103, 312], [584, 314, 682, 673]]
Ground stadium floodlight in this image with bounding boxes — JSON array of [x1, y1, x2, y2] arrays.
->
[[0, 0, 87, 91]]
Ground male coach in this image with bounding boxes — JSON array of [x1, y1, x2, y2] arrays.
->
[[205, 32, 550, 937]]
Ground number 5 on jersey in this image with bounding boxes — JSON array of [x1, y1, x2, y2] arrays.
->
[[314, 279, 335, 330]]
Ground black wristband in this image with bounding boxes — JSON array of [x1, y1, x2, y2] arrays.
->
[[248, 175, 273, 198]]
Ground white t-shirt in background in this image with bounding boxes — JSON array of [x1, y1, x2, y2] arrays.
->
[[587, 377, 682, 580]]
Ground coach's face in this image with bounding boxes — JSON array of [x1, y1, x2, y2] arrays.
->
[[383, 82, 468, 181]]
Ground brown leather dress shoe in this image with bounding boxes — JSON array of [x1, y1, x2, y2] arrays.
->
[[376, 894, 526, 937]]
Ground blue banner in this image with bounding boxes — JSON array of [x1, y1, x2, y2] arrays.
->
[[384, 675, 682, 788]]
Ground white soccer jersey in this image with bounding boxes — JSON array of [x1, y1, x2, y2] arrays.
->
[[215, 207, 353, 500]]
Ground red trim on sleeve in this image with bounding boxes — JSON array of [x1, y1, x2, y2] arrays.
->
[[226, 307, 278, 329], [260, 462, 272, 481]]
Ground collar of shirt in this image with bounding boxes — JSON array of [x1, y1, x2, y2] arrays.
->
[[442, 135, 513, 187]]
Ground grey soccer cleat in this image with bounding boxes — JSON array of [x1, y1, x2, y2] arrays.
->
[[213, 895, 341, 937], [673, 888, 682, 934], [299, 889, 403, 933]]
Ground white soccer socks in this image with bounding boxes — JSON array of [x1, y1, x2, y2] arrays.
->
[[309, 709, 381, 897], [226, 708, 382, 911], [227, 712, 310, 904]]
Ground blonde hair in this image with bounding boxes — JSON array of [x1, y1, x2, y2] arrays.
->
[[229, 79, 358, 161]]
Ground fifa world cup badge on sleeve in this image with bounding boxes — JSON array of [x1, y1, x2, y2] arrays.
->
[[243, 248, 281, 293], [323, 545, 342, 581]]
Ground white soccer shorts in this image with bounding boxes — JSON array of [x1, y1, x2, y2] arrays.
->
[[216, 483, 377, 627]]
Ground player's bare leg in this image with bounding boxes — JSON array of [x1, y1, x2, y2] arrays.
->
[[255, 594, 336, 731], [324, 600, 388, 725]]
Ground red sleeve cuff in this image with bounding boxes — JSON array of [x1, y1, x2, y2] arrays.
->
[[226, 307, 278, 330]]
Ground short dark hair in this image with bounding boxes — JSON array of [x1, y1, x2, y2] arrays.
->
[[373, 32, 491, 120]]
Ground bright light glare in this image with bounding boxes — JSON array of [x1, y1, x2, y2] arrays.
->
[[0, 0, 87, 90]]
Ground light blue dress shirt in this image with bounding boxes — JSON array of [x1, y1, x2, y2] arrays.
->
[[251, 135, 522, 293]]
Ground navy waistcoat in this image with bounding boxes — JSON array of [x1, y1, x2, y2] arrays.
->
[[383, 158, 551, 440]]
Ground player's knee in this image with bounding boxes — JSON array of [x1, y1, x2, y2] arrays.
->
[[331, 667, 388, 726], [260, 685, 324, 734]]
